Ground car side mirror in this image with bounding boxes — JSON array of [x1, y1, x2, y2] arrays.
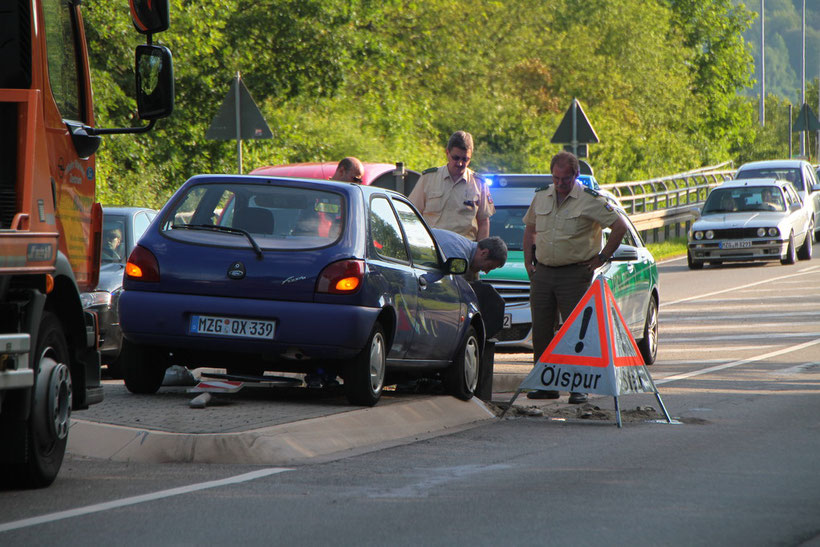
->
[[689, 206, 702, 220], [611, 245, 638, 262], [445, 257, 468, 275], [789, 202, 802, 212]]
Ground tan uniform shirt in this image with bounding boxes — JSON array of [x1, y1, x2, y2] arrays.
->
[[523, 183, 620, 266], [408, 166, 495, 241]]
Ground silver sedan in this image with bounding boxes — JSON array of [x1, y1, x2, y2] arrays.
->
[[687, 178, 813, 269]]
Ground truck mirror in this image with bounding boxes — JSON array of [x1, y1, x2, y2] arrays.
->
[[136, 45, 174, 120], [129, 0, 169, 34]]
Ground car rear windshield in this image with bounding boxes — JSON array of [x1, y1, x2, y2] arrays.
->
[[703, 187, 786, 214], [160, 183, 345, 249]]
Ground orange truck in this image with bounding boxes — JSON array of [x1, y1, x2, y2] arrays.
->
[[0, 0, 174, 487]]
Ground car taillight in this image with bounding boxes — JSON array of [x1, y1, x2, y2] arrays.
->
[[125, 245, 160, 282], [316, 259, 364, 294]]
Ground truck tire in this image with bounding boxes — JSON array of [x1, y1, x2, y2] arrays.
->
[[121, 339, 167, 394], [0, 312, 73, 488]]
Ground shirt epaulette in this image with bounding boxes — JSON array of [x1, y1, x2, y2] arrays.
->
[[422, 167, 438, 174], [583, 187, 601, 197], [535, 185, 550, 192]]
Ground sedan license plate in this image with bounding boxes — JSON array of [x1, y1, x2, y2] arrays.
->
[[190, 315, 275, 339], [720, 240, 752, 249], [503, 313, 512, 329]]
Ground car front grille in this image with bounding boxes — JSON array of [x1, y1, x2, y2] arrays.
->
[[708, 228, 770, 239], [495, 323, 531, 342], [484, 279, 530, 304]]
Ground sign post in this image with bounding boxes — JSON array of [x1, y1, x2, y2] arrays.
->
[[502, 276, 672, 427], [206, 72, 273, 173]]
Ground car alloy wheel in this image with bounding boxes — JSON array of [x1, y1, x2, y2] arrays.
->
[[344, 323, 386, 406], [446, 325, 480, 400], [638, 297, 658, 365], [781, 233, 796, 265]]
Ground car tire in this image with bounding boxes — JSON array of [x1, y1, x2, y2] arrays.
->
[[121, 339, 168, 394], [781, 233, 797, 265], [797, 224, 813, 261], [687, 250, 703, 270], [637, 296, 658, 365], [0, 312, 72, 488], [343, 323, 386, 406], [106, 356, 123, 379], [445, 325, 480, 401]]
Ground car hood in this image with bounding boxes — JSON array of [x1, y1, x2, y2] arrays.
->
[[93, 263, 126, 293], [693, 212, 788, 230], [480, 251, 529, 283]]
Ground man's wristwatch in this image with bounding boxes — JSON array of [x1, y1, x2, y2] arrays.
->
[[597, 252, 610, 262]]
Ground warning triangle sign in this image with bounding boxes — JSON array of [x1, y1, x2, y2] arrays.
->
[[517, 276, 656, 397], [550, 98, 600, 144]]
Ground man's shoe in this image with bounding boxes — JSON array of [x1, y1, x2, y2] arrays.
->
[[527, 390, 560, 400], [568, 392, 588, 404]]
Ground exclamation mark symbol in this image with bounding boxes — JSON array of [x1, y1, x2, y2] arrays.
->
[[574, 307, 593, 353]]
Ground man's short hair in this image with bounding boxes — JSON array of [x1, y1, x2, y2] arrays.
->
[[337, 157, 358, 171], [550, 151, 580, 177], [447, 130, 474, 152], [477, 236, 507, 266]]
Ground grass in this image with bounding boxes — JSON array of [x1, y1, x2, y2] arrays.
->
[[646, 237, 687, 261]]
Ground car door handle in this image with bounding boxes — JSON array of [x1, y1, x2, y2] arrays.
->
[[418, 276, 428, 289]]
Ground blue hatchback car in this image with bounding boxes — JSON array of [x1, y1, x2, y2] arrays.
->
[[118, 175, 484, 406]]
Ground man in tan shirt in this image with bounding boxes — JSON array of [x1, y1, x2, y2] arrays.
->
[[408, 131, 494, 241], [522, 151, 627, 403]]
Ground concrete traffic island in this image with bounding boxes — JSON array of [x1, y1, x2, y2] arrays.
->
[[67, 387, 495, 465]]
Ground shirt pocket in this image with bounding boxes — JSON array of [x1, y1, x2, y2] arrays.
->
[[534, 201, 554, 232], [555, 210, 582, 240], [425, 188, 446, 214]]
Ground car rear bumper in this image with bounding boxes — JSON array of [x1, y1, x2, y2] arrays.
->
[[119, 291, 380, 361]]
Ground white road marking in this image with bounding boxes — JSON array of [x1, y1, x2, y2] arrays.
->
[[661, 332, 820, 343], [0, 468, 291, 533], [661, 266, 820, 307], [656, 339, 820, 384], [772, 362, 820, 374]]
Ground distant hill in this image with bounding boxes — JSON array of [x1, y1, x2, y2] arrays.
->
[[739, 0, 820, 101]]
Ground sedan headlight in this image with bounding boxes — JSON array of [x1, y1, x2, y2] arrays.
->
[[768, 227, 779, 237], [705, 230, 714, 240], [693, 231, 704, 240], [80, 291, 112, 309], [757, 227, 766, 237]]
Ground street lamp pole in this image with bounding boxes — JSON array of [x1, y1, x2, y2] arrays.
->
[[760, 0, 765, 126]]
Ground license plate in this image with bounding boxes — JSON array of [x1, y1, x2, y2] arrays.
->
[[190, 315, 275, 339], [720, 240, 752, 249], [503, 313, 512, 329]]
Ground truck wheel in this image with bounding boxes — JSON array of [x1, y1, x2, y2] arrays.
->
[[344, 324, 386, 406], [1, 312, 73, 488], [446, 326, 480, 401], [637, 296, 658, 365], [121, 339, 167, 394]]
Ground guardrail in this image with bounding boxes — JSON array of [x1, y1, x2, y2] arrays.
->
[[602, 162, 737, 242]]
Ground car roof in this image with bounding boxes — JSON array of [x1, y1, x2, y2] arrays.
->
[[102, 206, 157, 215], [482, 173, 600, 190], [489, 184, 623, 211], [250, 162, 402, 185], [737, 159, 812, 170], [713, 177, 787, 189]]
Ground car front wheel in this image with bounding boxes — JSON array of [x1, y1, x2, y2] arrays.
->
[[344, 324, 386, 406], [797, 223, 813, 261], [446, 326, 480, 400], [687, 250, 703, 270], [781, 233, 797, 265]]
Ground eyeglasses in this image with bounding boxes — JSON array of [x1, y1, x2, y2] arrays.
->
[[351, 175, 363, 183], [450, 154, 471, 163]]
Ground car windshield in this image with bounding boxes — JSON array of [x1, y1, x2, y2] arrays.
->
[[489, 206, 528, 251], [161, 183, 346, 249], [703, 187, 786, 214], [737, 167, 804, 192]]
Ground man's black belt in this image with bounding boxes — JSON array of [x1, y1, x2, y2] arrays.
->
[[538, 261, 586, 268]]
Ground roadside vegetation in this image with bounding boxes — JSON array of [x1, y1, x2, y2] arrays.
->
[[83, 1, 819, 208], [646, 237, 688, 262]]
